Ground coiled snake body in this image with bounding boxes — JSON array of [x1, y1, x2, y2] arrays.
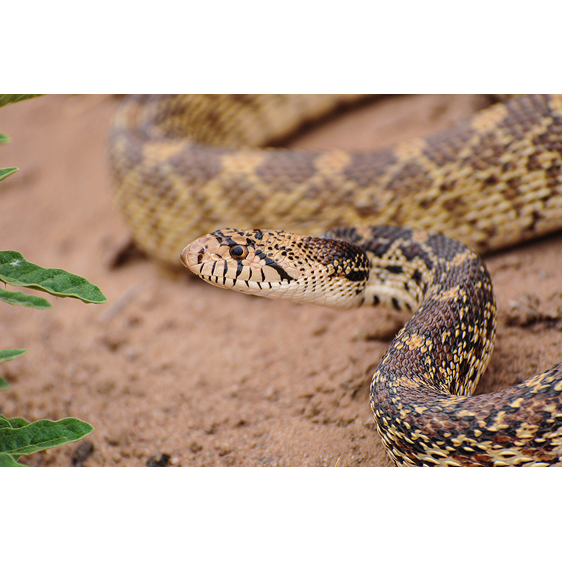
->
[[110, 95, 562, 466]]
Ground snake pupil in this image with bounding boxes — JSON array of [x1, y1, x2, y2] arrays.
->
[[230, 245, 247, 259]]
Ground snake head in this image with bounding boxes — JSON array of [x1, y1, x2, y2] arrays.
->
[[181, 228, 370, 309]]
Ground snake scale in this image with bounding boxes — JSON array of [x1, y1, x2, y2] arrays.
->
[[109, 94, 562, 466]]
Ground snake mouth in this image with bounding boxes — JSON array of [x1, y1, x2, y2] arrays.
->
[[197, 273, 294, 293]]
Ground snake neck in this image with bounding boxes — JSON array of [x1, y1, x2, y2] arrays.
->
[[331, 225, 497, 395], [325, 226, 435, 314]]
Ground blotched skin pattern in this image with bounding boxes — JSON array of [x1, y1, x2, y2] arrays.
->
[[109, 94, 562, 465], [182, 226, 562, 466], [109, 95, 562, 264]]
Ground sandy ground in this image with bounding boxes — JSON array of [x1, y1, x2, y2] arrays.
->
[[1, 94, 562, 467]]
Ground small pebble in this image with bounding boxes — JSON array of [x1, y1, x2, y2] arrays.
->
[[146, 453, 171, 467]]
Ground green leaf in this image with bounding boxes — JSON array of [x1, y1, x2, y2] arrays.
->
[[0, 133, 10, 144], [0, 417, 94, 455], [0, 348, 27, 362], [0, 287, 51, 309], [0, 251, 107, 304], [0, 377, 9, 389], [0, 415, 31, 429], [0, 167, 18, 182], [0, 453, 27, 466], [0, 95, 43, 109]]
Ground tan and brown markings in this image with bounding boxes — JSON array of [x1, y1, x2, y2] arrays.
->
[[182, 225, 562, 466], [109, 95, 562, 465], [109, 94, 562, 265]]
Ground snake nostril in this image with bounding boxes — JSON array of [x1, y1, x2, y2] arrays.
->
[[197, 250, 204, 264]]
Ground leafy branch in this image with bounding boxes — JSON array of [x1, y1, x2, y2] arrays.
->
[[1, 94, 104, 466]]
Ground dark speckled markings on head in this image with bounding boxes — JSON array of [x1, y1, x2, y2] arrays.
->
[[181, 228, 372, 309], [182, 225, 562, 466]]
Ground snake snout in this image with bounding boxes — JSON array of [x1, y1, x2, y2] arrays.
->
[[180, 239, 208, 270], [180, 243, 194, 268]]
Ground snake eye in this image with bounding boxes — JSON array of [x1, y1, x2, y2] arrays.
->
[[229, 245, 248, 260]]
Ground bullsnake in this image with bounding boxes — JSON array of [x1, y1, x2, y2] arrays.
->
[[109, 94, 562, 466]]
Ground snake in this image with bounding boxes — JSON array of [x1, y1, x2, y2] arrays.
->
[[109, 94, 562, 466]]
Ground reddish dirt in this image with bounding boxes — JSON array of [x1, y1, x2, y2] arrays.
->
[[2, 94, 562, 467]]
